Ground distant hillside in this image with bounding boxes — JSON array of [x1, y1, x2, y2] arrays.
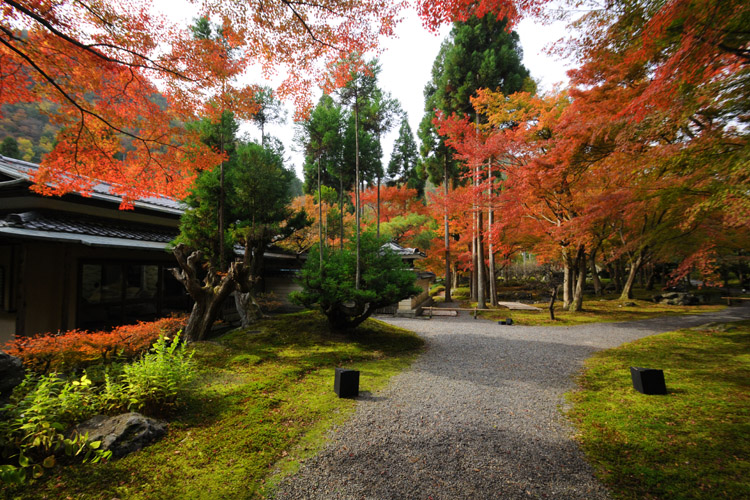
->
[[0, 102, 60, 163], [0, 93, 172, 164]]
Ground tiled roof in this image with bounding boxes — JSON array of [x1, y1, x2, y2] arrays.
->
[[0, 211, 177, 244], [0, 155, 184, 214], [382, 241, 427, 259]]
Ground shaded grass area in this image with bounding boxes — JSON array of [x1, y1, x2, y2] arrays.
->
[[5, 311, 424, 500], [566, 321, 750, 499], [487, 299, 725, 326], [441, 286, 726, 326]]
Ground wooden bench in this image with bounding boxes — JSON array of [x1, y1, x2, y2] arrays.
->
[[721, 296, 750, 306]]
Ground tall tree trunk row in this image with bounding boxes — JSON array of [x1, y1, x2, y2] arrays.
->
[[562, 246, 573, 310], [589, 247, 602, 296], [488, 205, 497, 306], [444, 163, 452, 302], [354, 83, 361, 290]]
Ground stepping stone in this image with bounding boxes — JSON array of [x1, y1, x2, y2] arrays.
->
[[429, 309, 457, 316], [496, 301, 542, 311]]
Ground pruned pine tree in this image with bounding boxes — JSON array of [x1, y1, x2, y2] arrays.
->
[[173, 116, 308, 341], [291, 232, 421, 331]]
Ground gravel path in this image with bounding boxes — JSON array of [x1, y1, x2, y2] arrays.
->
[[272, 305, 750, 499]]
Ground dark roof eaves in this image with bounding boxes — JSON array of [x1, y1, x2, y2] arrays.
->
[[0, 226, 170, 251], [0, 156, 185, 216]]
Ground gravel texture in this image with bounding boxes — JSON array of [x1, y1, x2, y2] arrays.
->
[[272, 304, 750, 500]]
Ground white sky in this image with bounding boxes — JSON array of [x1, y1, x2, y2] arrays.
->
[[158, 2, 573, 180]]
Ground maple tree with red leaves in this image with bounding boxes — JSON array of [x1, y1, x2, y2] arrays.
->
[[427, 0, 748, 310], [0, 0, 405, 204], [360, 184, 427, 224], [5, 0, 746, 321]]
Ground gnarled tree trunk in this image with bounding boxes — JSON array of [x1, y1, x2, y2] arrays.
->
[[562, 247, 573, 309], [171, 244, 239, 342], [233, 291, 263, 328], [548, 286, 558, 321], [233, 228, 271, 328], [590, 248, 602, 296], [324, 302, 377, 332]]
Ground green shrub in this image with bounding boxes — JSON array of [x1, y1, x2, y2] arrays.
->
[[98, 332, 196, 415], [0, 374, 109, 485], [1, 332, 195, 484]]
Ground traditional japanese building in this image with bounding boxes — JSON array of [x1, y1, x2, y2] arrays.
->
[[0, 156, 303, 345], [378, 242, 434, 316]]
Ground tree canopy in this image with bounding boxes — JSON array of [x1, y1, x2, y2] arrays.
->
[[387, 118, 424, 196], [430, 0, 749, 304], [0, 0, 405, 204]]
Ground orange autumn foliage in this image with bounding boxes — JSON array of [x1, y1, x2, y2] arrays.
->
[[432, 0, 749, 288], [4, 316, 187, 374], [359, 185, 428, 224], [1, 0, 406, 203], [416, 0, 544, 31]]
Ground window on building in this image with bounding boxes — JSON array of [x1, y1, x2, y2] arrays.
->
[[77, 261, 190, 330]]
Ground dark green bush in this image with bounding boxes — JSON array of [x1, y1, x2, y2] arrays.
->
[[0, 374, 109, 485], [291, 232, 421, 331], [1, 332, 196, 485]]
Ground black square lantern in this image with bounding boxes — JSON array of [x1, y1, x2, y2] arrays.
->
[[630, 367, 667, 395], [334, 368, 359, 398]]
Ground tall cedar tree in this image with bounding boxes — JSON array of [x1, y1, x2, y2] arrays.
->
[[336, 57, 379, 289], [388, 118, 425, 197], [298, 94, 345, 269], [358, 71, 402, 236], [420, 14, 531, 304], [300, 61, 394, 249], [300, 95, 346, 196], [250, 86, 286, 146], [172, 114, 307, 341], [299, 94, 353, 249]]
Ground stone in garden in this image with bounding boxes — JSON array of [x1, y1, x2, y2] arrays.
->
[[0, 352, 25, 404], [334, 368, 359, 398], [690, 322, 733, 332], [73, 412, 167, 459], [652, 292, 699, 306]]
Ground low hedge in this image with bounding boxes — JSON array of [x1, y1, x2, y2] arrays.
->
[[4, 316, 187, 374]]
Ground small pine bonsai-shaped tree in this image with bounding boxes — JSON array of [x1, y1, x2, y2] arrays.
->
[[291, 232, 421, 331]]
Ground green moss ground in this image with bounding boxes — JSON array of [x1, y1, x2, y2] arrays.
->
[[485, 298, 726, 326], [566, 321, 750, 499], [4, 311, 423, 500]]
